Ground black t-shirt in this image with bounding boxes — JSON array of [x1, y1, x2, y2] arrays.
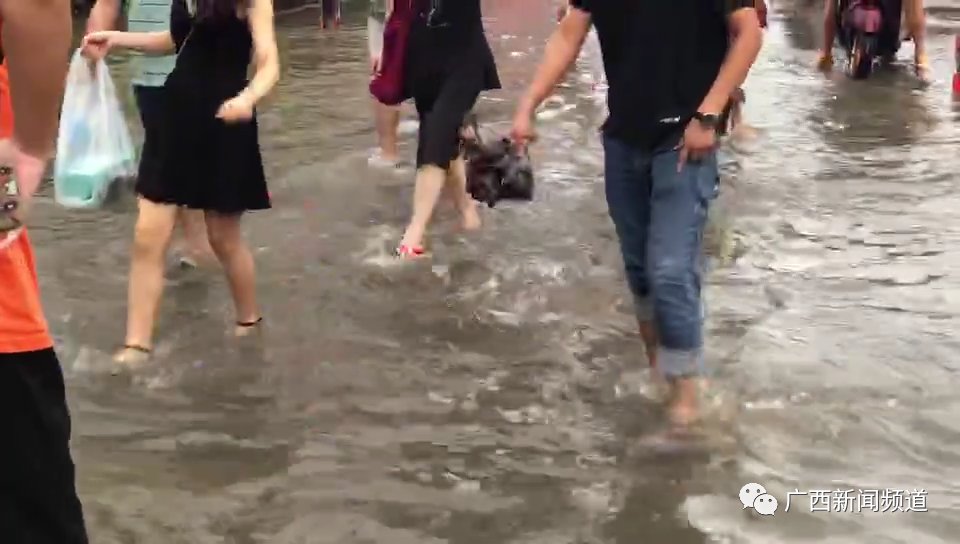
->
[[572, 0, 755, 149]]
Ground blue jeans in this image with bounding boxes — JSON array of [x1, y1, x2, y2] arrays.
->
[[602, 134, 719, 379]]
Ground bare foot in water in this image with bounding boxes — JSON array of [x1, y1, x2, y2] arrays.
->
[[667, 377, 702, 427], [461, 206, 482, 232], [112, 345, 151, 370]]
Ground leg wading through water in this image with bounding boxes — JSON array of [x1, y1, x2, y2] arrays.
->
[[396, 0, 500, 258], [134, 85, 214, 268], [603, 136, 719, 424], [368, 1, 401, 167]]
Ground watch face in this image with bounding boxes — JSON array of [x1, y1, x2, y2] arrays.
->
[[697, 113, 720, 126], [0, 166, 21, 236]]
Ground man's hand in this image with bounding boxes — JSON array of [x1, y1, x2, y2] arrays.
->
[[12, 146, 44, 201], [677, 120, 716, 172], [0, 140, 44, 235], [756, 0, 768, 28], [510, 107, 538, 150], [511, 6, 590, 149]]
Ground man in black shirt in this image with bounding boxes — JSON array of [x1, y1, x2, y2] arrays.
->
[[512, 0, 762, 425]]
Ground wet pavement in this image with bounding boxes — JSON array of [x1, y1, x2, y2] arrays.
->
[[24, 1, 960, 542]]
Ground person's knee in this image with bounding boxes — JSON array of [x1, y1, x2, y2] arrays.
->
[[132, 217, 171, 259], [205, 217, 243, 256]]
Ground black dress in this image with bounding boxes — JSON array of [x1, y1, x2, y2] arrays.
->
[[136, 0, 271, 213], [403, 0, 500, 169]]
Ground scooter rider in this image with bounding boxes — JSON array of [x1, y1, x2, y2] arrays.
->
[[816, 0, 929, 82]]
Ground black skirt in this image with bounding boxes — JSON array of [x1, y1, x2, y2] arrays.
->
[[136, 84, 271, 214], [403, 9, 501, 169]]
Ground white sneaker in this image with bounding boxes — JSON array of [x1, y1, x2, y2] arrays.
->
[[368, 150, 401, 169]]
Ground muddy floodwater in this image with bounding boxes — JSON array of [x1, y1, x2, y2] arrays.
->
[[24, 1, 960, 542]]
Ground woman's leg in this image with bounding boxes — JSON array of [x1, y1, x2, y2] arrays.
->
[[817, 0, 838, 69], [176, 208, 215, 267], [445, 154, 480, 231], [373, 101, 401, 163], [203, 211, 260, 335], [904, 0, 928, 76], [399, 73, 482, 253], [115, 198, 178, 363], [399, 164, 448, 251]]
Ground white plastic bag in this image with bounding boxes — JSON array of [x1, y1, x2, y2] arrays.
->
[[54, 50, 136, 209]]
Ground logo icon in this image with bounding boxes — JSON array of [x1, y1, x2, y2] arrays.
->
[[739, 483, 778, 516]]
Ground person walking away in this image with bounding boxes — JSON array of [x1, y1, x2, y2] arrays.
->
[[85, 0, 216, 268], [83, 0, 280, 364], [396, 0, 500, 258], [512, 1, 763, 426], [0, 2, 90, 542], [368, 0, 401, 168], [319, 0, 341, 29]]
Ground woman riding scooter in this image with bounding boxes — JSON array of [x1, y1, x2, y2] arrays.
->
[[816, 0, 929, 81]]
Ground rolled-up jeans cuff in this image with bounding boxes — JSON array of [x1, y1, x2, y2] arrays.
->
[[633, 294, 654, 321], [657, 346, 704, 379]]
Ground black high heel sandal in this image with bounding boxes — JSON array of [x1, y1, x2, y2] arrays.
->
[[236, 317, 263, 328]]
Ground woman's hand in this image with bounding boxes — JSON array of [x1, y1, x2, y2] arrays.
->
[[370, 55, 382, 76], [216, 93, 255, 123], [81, 30, 122, 60]]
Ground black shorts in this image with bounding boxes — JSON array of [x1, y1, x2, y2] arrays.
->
[[0, 348, 89, 543]]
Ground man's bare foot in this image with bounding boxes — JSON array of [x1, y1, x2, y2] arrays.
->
[[667, 377, 701, 426]]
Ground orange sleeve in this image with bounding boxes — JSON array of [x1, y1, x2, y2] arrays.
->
[[0, 60, 11, 139], [0, 60, 53, 353]]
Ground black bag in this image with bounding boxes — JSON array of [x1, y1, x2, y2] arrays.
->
[[463, 116, 534, 208]]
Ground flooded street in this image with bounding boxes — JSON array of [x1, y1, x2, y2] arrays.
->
[[25, 1, 960, 542]]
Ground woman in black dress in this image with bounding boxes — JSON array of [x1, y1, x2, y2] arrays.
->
[[395, 0, 500, 258], [83, 0, 280, 363]]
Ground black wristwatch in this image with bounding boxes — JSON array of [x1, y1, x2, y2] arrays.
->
[[693, 111, 721, 129]]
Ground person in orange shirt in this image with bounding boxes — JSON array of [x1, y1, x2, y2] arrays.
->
[[0, 2, 90, 542]]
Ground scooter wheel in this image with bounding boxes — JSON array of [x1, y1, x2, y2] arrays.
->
[[851, 35, 875, 79]]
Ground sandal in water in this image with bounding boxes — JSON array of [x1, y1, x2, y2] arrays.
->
[[395, 244, 426, 260], [235, 317, 263, 337], [112, 344, 152, 371]]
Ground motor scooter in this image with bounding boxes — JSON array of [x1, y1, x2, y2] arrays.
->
[[836, 0, 900, 79]]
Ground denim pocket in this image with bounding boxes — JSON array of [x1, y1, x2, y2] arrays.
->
[[694, 153, 720, 204]]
